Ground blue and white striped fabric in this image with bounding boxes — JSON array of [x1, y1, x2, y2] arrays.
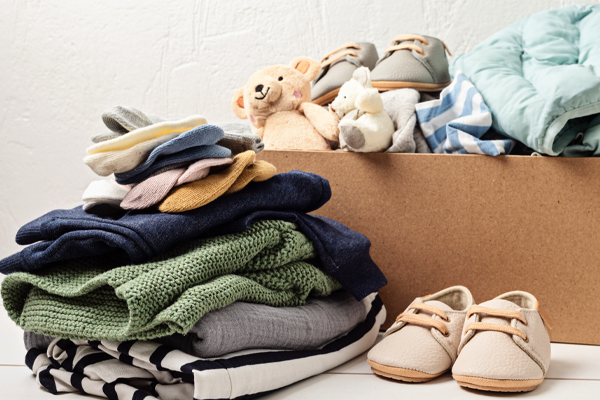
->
[[415, 71, 514, 155]]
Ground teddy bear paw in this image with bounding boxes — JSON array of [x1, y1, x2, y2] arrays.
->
[[340, 123, 365, 150]]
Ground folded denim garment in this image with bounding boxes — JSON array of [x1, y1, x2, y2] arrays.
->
[[2, 171, 386, 300], [3, 221, 341, 341], [25, 294, 385, 400], [113, 124, 229, 185], [24, 290, 367, 357]]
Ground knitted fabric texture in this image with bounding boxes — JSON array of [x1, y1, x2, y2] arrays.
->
[[121, 168, 185, 210], [24, 290, 368, 358], [92, 106, 165, 143], [84, 132, 180, 176], [2, 220, 340, 341], [114, 144, 231, 185], [226, 159, 277, 194], [113, 124, 227, 184], [87, 115, 206, 155], [177, 157, 234, 185], [158, 150, 276, 213], [0, 171, 388, 301], [142, 161, 191, 180], [82, 179, 131, 212], [90, 131, 122, 144], [121, 158, 234, 210], [102, 105, 164, 134], [215, 122, 265, 154]]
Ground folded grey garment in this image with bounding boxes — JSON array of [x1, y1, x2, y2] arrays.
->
[[24, 291, 367, 358], [24, 331, 54, 351], [91, 105, 165, 143], [215, 122, 264, 154], [156, 290, 367, 357]]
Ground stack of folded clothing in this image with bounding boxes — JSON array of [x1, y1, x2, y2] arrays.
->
[[82, 106, 267, 213], [0, 170, 387, 399]]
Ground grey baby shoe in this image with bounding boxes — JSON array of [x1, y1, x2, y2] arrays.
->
[[311, 42, 379, 105], [371, 34, 451, 92]]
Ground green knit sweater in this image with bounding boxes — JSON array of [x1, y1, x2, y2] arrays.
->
[[2, 220, 341, 341]]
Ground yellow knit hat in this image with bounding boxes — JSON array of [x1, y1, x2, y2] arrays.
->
[[158, 150, 276, 213]]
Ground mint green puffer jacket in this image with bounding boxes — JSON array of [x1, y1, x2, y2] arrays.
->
[[451, 5, 600, 156]]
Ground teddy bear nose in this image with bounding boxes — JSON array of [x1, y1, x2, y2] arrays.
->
[[255, 84, 264, 93]]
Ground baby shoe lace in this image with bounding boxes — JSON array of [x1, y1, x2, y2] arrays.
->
[[395, 302, 450, 336], [463, 306, 528, 341], [320, 43, 362, 68], [384, 34, 452, 56]]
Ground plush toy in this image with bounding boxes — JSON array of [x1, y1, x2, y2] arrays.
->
[[330, 67, 394, 152], [232, 57, 339, 151], [381, 89, 432, 153]]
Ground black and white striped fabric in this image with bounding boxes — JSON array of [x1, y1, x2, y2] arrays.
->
[[26, 294, 385, 400]]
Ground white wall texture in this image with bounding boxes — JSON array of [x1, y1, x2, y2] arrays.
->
[[0, 0, 596, 259]]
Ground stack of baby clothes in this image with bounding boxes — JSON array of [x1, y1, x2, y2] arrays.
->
[[0, 158, 387, 399], [82, 106, 267, 213]]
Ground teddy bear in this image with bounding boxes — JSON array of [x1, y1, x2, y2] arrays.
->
[[329, 67, 394, 152], [231, 57, 339, 151]]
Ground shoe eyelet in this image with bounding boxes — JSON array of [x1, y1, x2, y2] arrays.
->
[[524, 336, 529, 343], [443, 331, 450, 337], [445, 317, 451, 323]]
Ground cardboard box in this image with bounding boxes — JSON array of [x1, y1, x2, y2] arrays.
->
[[258, 150, 600, 345]]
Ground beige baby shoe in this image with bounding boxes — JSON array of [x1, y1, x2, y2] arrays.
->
[[452, 291, 552, 392], [367, 286, 474, 382]]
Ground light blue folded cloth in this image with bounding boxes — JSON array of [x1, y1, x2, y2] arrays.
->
[[114, 125, 231, 184], [415, 71, 513, 156], [115, 144, 231, 184]]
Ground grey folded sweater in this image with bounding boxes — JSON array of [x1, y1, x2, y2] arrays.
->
[[24, 290, 367, 357]]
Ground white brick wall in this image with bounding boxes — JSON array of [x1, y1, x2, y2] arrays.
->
[[0, 0, 595, 258]]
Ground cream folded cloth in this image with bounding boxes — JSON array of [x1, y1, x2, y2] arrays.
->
[[82, 179, 130, 212], [86, 115, 206, 154]]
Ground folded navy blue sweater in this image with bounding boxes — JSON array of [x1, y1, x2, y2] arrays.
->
[[1, 171, 387, 300]]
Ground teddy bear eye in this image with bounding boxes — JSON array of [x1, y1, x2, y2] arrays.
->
[[278, 76, 283, 81]]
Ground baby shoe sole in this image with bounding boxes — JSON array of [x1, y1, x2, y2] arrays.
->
[[371, 80, 451, 92], [368, 360, 446, 383], [312, 88, 341, 106], [453, 375, 544, 392]]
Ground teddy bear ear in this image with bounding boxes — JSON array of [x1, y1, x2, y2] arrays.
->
[[289, 57, 321, 82], [352, 67, 372, 88], [231, 87, 247, 119]]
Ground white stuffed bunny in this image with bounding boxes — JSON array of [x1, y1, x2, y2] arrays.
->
[[330, 67, 394, 152]]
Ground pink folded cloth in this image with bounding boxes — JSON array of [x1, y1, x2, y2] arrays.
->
[[121, 157, 233, 210], [177, 157, 233, 185]]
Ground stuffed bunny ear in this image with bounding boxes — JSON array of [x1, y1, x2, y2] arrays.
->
[[290, 57, 321, 81], [352, 67, 372, 88], [231, 88, 247, 119]]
